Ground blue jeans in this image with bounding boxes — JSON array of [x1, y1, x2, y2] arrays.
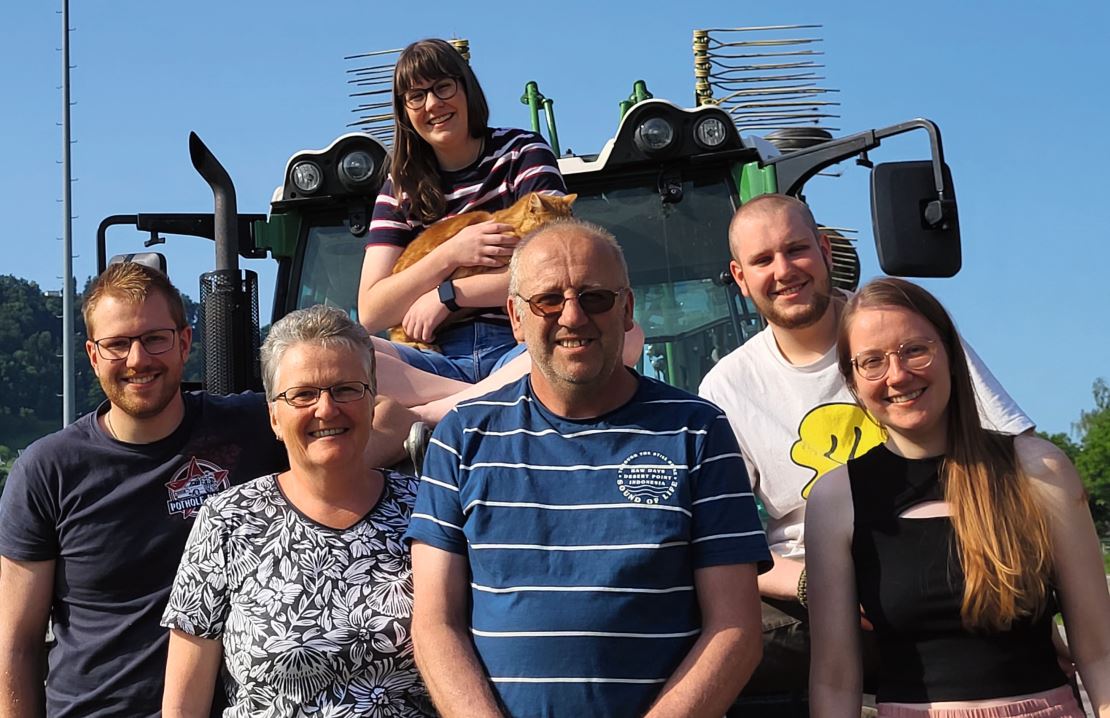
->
[[390, 319, 518, 384]]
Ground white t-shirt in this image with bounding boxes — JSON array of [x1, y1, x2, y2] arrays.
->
[[698, 325, 1033, 558]]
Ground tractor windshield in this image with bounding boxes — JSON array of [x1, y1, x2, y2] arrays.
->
[[569, 169, 763, 392], [290, 168, 765, 393]]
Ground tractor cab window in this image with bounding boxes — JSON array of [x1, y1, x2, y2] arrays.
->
[[569, 170, 763, 392], [295, 219, 365, 320]]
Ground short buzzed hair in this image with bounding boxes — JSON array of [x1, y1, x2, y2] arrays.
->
[[508, 218, 629, 300], [728, 193, 820, 261], [83, 262, 187, 336]]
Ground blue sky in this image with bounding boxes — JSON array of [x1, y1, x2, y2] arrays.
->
[[3, 1, 1107, 435]]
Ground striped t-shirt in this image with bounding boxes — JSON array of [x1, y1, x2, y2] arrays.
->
[[367, 127, 566, 248], [406, 372, 771, 717]]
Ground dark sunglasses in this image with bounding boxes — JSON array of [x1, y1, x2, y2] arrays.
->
[[516, 288, 628, 318]]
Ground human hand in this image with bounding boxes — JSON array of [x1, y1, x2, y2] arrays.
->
[[442, 221, 518, 269], [403, 289, 452, 343]]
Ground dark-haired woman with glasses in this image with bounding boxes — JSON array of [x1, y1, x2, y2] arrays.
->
[[358, 37, 567, 386], [806, 277, 1110, 717], [161, 305, 434, 716]]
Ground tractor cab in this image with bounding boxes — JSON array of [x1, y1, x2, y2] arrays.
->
[[95, 26, 961, 399]]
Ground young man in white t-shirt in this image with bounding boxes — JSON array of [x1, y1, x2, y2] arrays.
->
[[699, 194, 1032, 704]]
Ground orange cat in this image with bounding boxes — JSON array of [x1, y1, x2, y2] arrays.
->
[[388, 192, 576, 349]]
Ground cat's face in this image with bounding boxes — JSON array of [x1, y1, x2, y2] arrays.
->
[[519, 193, 577, 233]]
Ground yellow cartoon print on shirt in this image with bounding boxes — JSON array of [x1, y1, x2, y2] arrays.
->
[[791, 403, 885, 499]]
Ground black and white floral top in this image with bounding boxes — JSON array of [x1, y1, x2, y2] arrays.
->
[[162, 470, 435, 717]]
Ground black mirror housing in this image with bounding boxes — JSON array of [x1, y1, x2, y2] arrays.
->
[[106, 252, 168, 275], [870, 160, 961, 277]]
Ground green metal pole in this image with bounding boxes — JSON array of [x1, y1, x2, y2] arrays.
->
[[520, 81, 543, 135], [541, 98, 561, 156]]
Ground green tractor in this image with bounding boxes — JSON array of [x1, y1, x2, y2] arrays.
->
[[95, 27, 960, 398]]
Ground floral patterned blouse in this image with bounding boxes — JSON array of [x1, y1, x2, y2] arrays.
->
[[162, 470, 434, 717]]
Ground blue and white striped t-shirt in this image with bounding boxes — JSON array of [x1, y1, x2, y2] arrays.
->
[[406, 372, 771, 717]]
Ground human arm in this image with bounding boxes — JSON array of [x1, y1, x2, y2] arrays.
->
[[401, 268, 513, 343], [0, 557, 53, 718], [757, 553, 805, 601], [1019, 436, 1110, 715], [410, 543, 503, 718], [358, 224, 516, 333], [160, 505, 230, 716], [162, 631, 221, 718], [644, 563, 762, 717], [805, 466, 864, 717]]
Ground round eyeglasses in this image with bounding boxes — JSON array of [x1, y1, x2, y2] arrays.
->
[[401, 77, 460, 110], [92, 328, 180, 361], [516, 288, 628, 318], [852, 339, 938, 381], [272, 381, 372, 408]]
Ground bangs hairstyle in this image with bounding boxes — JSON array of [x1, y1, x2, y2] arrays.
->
[[392, 38, 490, 225], [260, 305, 377, 402], [83, 262, 187, 336], [837, 277, 1052, 632]]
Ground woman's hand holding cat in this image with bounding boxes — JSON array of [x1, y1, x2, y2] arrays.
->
[[402, 289, 451, 343], [438, 220, 519, 269]]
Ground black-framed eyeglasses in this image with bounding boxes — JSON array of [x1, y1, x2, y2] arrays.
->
[[852, 339, 938, 381], [272, 381, 372, 408], [516, 288, 628, 318], [92, 328, 180, 361], [401, 77, 460, 110]]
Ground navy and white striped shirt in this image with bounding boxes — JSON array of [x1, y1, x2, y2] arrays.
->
[[406, 372, 771, 717], [367, 127, 566, 248]]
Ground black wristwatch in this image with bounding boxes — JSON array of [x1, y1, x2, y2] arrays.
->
[[437, 280, 461, 311]]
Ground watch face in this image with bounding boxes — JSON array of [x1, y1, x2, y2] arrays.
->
[[438, 280, 460, 310]]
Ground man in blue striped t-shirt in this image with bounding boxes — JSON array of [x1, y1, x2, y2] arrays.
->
[[406, 218, 771, 718]]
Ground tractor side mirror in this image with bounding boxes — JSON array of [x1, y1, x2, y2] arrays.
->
[[107, 252, 168, 275], [870, 160, 961, 277]]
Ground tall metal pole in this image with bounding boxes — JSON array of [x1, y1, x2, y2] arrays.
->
[[61, 0, 76, 425]]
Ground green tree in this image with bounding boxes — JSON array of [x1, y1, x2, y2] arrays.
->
[[1073, 379, 1110, 536]]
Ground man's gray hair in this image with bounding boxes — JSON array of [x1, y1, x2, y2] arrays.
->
[[508, 218, 629, 319], [260, 304, 376, 400]]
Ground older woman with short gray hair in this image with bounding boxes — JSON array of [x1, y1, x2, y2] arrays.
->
[[162, 305, 432, 716]]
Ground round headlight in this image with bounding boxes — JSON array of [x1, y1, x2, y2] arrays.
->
[[634, 117, 676, 154], [694, 116, 729, 149], [338, 150, 376, 186], [291, 161, 322, 194]]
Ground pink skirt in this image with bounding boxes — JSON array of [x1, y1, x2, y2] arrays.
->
[[877, 686, 1085, 718]]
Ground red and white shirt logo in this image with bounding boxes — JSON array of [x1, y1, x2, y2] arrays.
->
[[165, 457, 230, 518]]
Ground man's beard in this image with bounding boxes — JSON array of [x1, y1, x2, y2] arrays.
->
[[755, 285, 831, 330], [99, 368, 181, 419]]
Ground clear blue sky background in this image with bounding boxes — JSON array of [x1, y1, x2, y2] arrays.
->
[[2, 1, 1107, 435]]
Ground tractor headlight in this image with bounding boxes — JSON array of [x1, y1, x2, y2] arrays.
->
[[338, 150, 375, 187], [693, 116, 728, 149], [291, 161, 323, 194], [634, 116, 676, 155]]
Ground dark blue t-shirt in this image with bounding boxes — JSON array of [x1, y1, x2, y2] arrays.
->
[[0, 391, 287, 718]]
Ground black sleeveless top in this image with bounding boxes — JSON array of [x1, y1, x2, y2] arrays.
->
[[848, 444, 1067, 702]]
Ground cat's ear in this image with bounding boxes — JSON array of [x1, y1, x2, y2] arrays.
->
[[529, 192, 544, 211], [562, 193, 577, 206]]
